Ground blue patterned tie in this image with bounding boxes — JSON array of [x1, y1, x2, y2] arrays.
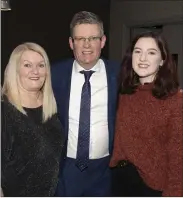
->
[[76, 70, 95, 171]]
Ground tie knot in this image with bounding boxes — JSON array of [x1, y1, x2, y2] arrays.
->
[[80, 70, 95, 81]]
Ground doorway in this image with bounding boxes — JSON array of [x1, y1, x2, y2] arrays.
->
[[121, 22, 183, 87]]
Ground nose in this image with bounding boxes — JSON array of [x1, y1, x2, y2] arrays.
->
[[83, 38, 91, 48], [140, 52, 147, 62], [31, 66, 39, 74]]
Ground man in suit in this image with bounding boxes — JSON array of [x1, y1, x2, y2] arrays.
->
[[51, 11, 121, 196]]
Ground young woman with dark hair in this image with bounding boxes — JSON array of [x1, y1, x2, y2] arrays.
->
[[110, 32, 182, 197]]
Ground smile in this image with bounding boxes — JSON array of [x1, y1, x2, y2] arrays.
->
[[138, 64, 149, 68], [82, 51, 92, 54], [29, 77, 40, 80]]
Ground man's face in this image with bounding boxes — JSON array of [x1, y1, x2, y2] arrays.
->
[[69, 24, 106, 69]]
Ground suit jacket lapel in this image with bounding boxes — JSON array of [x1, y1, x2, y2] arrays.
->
[[62, 61, 73, 136], [54, 60, 73, 137], [104, 59, 117, 154]]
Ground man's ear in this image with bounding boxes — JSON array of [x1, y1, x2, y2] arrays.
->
[[101, 35, 106, 49], [69, 37, 74, 50]]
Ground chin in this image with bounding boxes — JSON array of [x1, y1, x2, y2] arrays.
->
[[138, 74, 149, 78], [28, 86, 42, 92], [136, 71, 150, 77]]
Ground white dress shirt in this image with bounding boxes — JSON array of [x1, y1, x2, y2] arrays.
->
[[67, 59, 109, 159]]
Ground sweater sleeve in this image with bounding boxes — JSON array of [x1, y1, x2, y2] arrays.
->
[[163, 92, 183, 196]]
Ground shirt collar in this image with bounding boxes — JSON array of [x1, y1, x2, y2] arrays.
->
[[73, 59, 102, 74]]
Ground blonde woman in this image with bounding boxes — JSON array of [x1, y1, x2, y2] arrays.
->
[[1, 43, 65, 196]]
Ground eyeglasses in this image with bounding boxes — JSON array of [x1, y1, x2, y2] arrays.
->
[[72, 36, 102, 43]]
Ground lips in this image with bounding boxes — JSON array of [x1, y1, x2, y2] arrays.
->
[[82, 51, 92, 54], [29, 77, 39, 80], [138, 63, 149, 68]]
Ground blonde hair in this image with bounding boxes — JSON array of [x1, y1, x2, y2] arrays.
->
[[2, 42, 57, 122]]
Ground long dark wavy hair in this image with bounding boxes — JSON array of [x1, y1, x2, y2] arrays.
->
[[119, 31, 179, 99]]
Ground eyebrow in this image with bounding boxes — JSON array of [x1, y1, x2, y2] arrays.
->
[[134, 47, 158, 52], [23, 60, 45, 63], [74, 35, 101, 38]]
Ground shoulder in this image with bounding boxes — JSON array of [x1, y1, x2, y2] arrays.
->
[[1, 96, 25, 121], [102, 58, 121, 74], [1, 96, 10, 115], [51, 58, 74, 72], [51, 58, 74, 85], [103, 58, 120, 68], [169, 89, 182, 102], [166, 89, 183, 112], [1, 97, 15, 154]]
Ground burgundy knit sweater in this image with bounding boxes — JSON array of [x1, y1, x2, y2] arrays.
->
[[110, 84, 183, 196]]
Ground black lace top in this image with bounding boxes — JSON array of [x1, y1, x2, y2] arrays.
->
[[1, 97, 64, 197]]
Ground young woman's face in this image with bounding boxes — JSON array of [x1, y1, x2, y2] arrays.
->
[[132, 37, 164, 83]]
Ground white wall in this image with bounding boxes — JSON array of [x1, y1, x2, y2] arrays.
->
[[110, 0, 183, 60], [109, 0, 183, 86]]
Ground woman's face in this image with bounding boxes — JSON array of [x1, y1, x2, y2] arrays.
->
[[132, 37, 164, 84], [18, 50, 47, 92]]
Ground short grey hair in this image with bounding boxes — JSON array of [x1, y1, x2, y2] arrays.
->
[[70, 11, 104, 37]]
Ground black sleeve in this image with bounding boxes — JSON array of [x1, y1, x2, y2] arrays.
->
[[1, 102, 14, 187], [1, 102, 13, 160]]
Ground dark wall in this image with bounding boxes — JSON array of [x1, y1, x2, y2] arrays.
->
[[1, 0, 111, 82]]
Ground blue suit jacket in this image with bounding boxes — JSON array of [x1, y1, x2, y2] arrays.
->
[[51, 58, 120, 154]]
